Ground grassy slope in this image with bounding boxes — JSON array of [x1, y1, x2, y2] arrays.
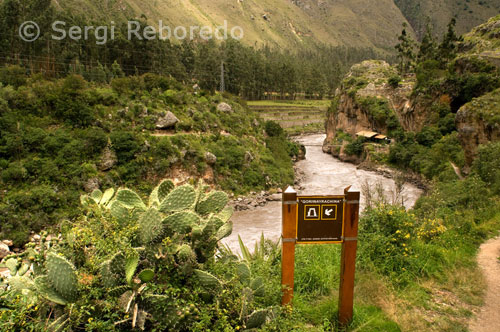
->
[[395, 0, 500, 38], [52, 0, 413, 51]]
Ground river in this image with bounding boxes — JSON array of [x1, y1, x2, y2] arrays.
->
[[221, 134, 423, 254]]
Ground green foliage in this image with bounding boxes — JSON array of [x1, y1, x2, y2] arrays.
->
[[45, 253, 78, 303], [395, 23, 417, 74], [0, 180, 279, 331], [388, 75, 402, 88], [0, 65, 27, 88], [473, 142, 500, 194], [345, 137, 366, 156], [264, 120, 284, 137], [357, 96, 400, 131], [0, 73, 298, 244]]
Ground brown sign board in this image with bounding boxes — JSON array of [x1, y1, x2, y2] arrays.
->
[[296, 195, 345, 243]]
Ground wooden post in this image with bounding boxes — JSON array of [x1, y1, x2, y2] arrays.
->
[[281, 186, 297, 306], [338, 186, 360, 326]]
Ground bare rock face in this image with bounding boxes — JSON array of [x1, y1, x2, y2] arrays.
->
[[217, 102, 233, 113], [456, 88, 500, 167], [156, 111, 179, 129], [99, 146, 117, 171]]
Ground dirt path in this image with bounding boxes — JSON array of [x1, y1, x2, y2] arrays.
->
[[469, 236, 500, 332]]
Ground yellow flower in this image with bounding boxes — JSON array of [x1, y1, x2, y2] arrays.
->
[[88, 318, 94, 323], [404, 233, 410, 239]]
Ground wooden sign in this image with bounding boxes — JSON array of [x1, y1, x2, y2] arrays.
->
[[296, 196, 344, 244], [281, 186, 360, 327]]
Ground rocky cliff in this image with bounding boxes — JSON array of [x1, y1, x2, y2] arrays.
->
[[323, 60, 430, 152], [456, 88, 500, 167], [455, 15, 500, 167]]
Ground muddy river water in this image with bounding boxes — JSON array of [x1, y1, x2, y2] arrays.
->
[[222, 134, 423, 253]]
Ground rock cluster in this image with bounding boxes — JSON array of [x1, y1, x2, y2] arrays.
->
[[231, 190, 283, 211]]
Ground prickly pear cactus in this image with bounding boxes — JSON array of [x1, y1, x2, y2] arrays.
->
[[163, 211, 199, 234], [115, 189, 147, 211], [159, 184, 196, 213], [157, 179, 175, 202], [194, 269, 222, 289], [196, 191, 229, 216], [90, 189, 103, 204], [45, 253, 78, 303], [138, 208, 164, 244], [246, 309, 269, 329], [101, 253, 125, 288], [216, 206, 234, 223]]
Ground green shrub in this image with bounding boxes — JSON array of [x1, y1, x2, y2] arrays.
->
[[388, 75, 402, 88], [473, 141, 500, 194], [345, 137, 365, 156], [264, 120, 284, 137], [0, 65, 27, 88]]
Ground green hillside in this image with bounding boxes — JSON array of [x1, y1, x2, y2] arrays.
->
[[52, 0, 412, 51], [395, 0, 500, 38]]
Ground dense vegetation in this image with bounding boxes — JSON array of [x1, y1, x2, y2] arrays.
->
[[0, 0, 383, 100], [389, 18, 500, 179], [1, 5, 500, 332], [0, 69, 301, 245], [317, 16, 500, 331]]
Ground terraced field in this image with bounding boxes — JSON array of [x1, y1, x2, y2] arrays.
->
[[248, 100, 329, 134]]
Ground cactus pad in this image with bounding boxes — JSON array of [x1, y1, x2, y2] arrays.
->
[[215, 221, 233, 241], [216, 206, 234, 223], [149, 186, 159, 207], [176, 244, 196, 263], [246, 309, 269, 329], [109, 200, 129, 223], [236, 262, 251, 285], [196, 191, 229, 215], [5, 258, 18, 275], [159, 185, 196, 213], [125, 252, 139, 285], [34, 276, 69, 305], [115, 189, 147, 210], [45, 253, 78, 303], [90, 189, 103, 204], [194, 269, 222, 289], [157, 179, 175, 202], [163, 211, 199, 234], [250, 277, 265, 297], [101, 253, 125, 288], [100, 188, 115, 206], [137, 269, 155, 283], [138, 207, 164, 244]]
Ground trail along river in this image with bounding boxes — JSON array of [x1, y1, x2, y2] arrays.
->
[[221, 134, 423, 253]]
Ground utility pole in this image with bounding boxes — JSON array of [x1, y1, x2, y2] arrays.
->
[[220, 61, 225, 93]]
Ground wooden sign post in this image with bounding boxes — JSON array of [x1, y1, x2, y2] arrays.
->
[[281, 186, 297, 306], [338, 186, 360, 325], [281, 185, 360, 326]]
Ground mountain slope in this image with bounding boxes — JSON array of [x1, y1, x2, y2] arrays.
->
[[395, 0, 500, 39], [52, 0, 413, 51]]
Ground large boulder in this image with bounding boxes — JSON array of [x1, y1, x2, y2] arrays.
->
[[204, 152, 217, 165], [217, 102, 233, 113], [156, 111, 179, 129], [0, 242, 10, 260]]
